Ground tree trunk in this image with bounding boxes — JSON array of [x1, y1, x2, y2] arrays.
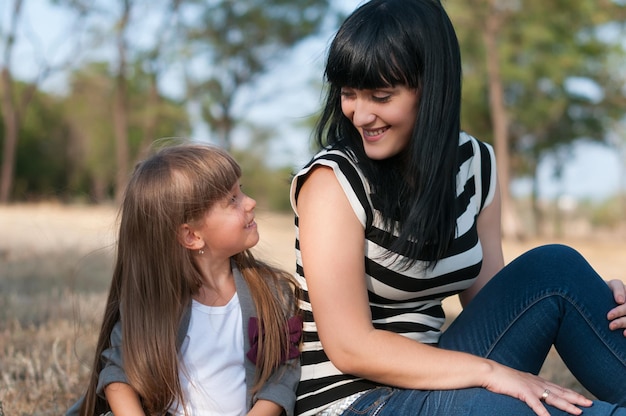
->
[[113, 0, 131, 204], [138, 73, 160, 160], [531, 159, 543, 236], [482, 3, 524, 240], [0, 0, 24, 203], [0, 68, 19, 203]]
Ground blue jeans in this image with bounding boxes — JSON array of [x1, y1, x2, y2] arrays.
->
[[341, 245, 626, 415]]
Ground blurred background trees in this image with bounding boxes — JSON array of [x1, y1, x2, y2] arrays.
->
[[1, 0, 625, 237], [448, 0, 626, 238], [1, 0, 336, 207]]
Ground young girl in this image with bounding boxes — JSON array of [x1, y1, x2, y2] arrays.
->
[[67, 143, 302, 416], [290, 1, 626, 415]]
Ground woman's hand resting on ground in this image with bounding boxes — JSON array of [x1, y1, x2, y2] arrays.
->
[[607, 279, 626, 336]]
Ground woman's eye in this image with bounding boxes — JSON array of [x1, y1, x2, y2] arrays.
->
[[372, 94, 391, 103], [340, 90, 355, 98]]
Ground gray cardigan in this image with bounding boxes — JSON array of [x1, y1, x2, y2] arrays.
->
[[67, 263, 300, 415]]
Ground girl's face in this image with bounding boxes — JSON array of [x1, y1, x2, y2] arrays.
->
[[340, 85, 420, 160], [195, 180, 259, 259]]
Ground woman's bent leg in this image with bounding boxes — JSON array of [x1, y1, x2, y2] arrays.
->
[[439, 244, 626, 405]]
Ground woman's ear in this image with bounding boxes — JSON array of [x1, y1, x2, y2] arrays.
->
[[177, 223, 204, 250]]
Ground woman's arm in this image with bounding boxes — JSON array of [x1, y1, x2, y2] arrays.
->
[[297, 166, 590, 416], [104, 382, 145, 416], [459, 175, 504, 307]]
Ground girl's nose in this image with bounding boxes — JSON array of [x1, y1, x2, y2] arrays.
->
[[245, 195, 256, 211]]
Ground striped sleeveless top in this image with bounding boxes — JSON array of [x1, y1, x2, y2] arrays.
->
[[289, 133, 496, 416]]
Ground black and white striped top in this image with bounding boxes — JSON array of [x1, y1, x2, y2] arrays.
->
[[289, 133, 496, 416]]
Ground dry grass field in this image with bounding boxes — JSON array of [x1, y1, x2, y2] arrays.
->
[[1, 203, 625, 414]]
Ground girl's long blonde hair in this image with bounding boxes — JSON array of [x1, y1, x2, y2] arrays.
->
[[79, 143, 299, 415]]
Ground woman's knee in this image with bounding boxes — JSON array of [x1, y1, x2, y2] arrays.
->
[[522, 243, 588, 269], [507, 244, 601, 287]]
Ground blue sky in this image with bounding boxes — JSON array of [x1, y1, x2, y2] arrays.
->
[[3, 0, 624, 202]]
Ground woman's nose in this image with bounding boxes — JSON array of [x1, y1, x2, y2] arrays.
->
[[351, 99, 376, 127]]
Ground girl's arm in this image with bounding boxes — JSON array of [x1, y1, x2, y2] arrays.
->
[[296, 166, 590, 416], [247, 399, 283, 416], [99, 322, 145, 415], [104, 382, 145, 416], [253, 354, 300, 415]]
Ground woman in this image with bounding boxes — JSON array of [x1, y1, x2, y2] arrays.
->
[[289, 1, 626, 415]]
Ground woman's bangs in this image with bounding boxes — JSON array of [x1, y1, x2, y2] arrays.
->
[[327, 41, 408, 90]]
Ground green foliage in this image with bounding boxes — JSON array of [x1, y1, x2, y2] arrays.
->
[[449, 0, 626, 178], [3, 1, 624, 204], [1, 83, 71, 200], [182, 0, 333, 149], [61, 61, 191, 201]]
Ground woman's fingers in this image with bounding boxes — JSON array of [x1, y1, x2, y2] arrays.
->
[[489, 367, 593, 416], [607, 279, 626, 304], [525, 383, 591, 416], [607, 279, 626, 336]]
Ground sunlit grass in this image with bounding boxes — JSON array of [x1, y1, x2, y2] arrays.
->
[[1, 250, 111, 414]]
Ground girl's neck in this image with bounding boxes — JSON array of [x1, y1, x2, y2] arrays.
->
[[194, 257, 236, 307]]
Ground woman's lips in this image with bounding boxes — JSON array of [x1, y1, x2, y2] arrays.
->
[[362, 126, 389, 141]]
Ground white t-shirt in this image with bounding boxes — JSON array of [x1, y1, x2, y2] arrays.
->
[[169, 294, 246, 415]]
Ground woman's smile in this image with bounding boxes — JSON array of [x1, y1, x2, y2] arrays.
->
[[363, 126, 390, 141]]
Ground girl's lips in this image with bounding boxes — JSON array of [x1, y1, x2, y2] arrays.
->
[[245, 219, 256, 229]]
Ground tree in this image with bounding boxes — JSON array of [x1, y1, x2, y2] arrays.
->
[[63, 61, 190, 202], [448, 0, 626, 237], [9, 82, 70, 200], [180, 0, 333, 150], [0, 0, 21, 203], [0, 0, 86, 202], [59, 0, 191, 202]]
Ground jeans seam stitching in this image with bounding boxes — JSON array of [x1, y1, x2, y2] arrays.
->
[[485, 292, 626, 368]]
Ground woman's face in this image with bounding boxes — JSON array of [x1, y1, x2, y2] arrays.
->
[[340, 85, 420, 160]]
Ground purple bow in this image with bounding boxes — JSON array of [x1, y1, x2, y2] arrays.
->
[[246, 316, 303, 365]]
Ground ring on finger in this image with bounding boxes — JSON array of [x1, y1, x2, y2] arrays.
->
[[540, 389, 551, 401]]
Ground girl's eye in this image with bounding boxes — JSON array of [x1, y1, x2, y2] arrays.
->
[[226, 193, 238, 205]]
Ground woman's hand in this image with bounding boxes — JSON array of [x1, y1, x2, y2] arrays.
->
[[484, 363, 592, 416], [607, 279, 626, 336]]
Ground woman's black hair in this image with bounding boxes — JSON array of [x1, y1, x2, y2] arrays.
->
[[315, 0, 462, 265]]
